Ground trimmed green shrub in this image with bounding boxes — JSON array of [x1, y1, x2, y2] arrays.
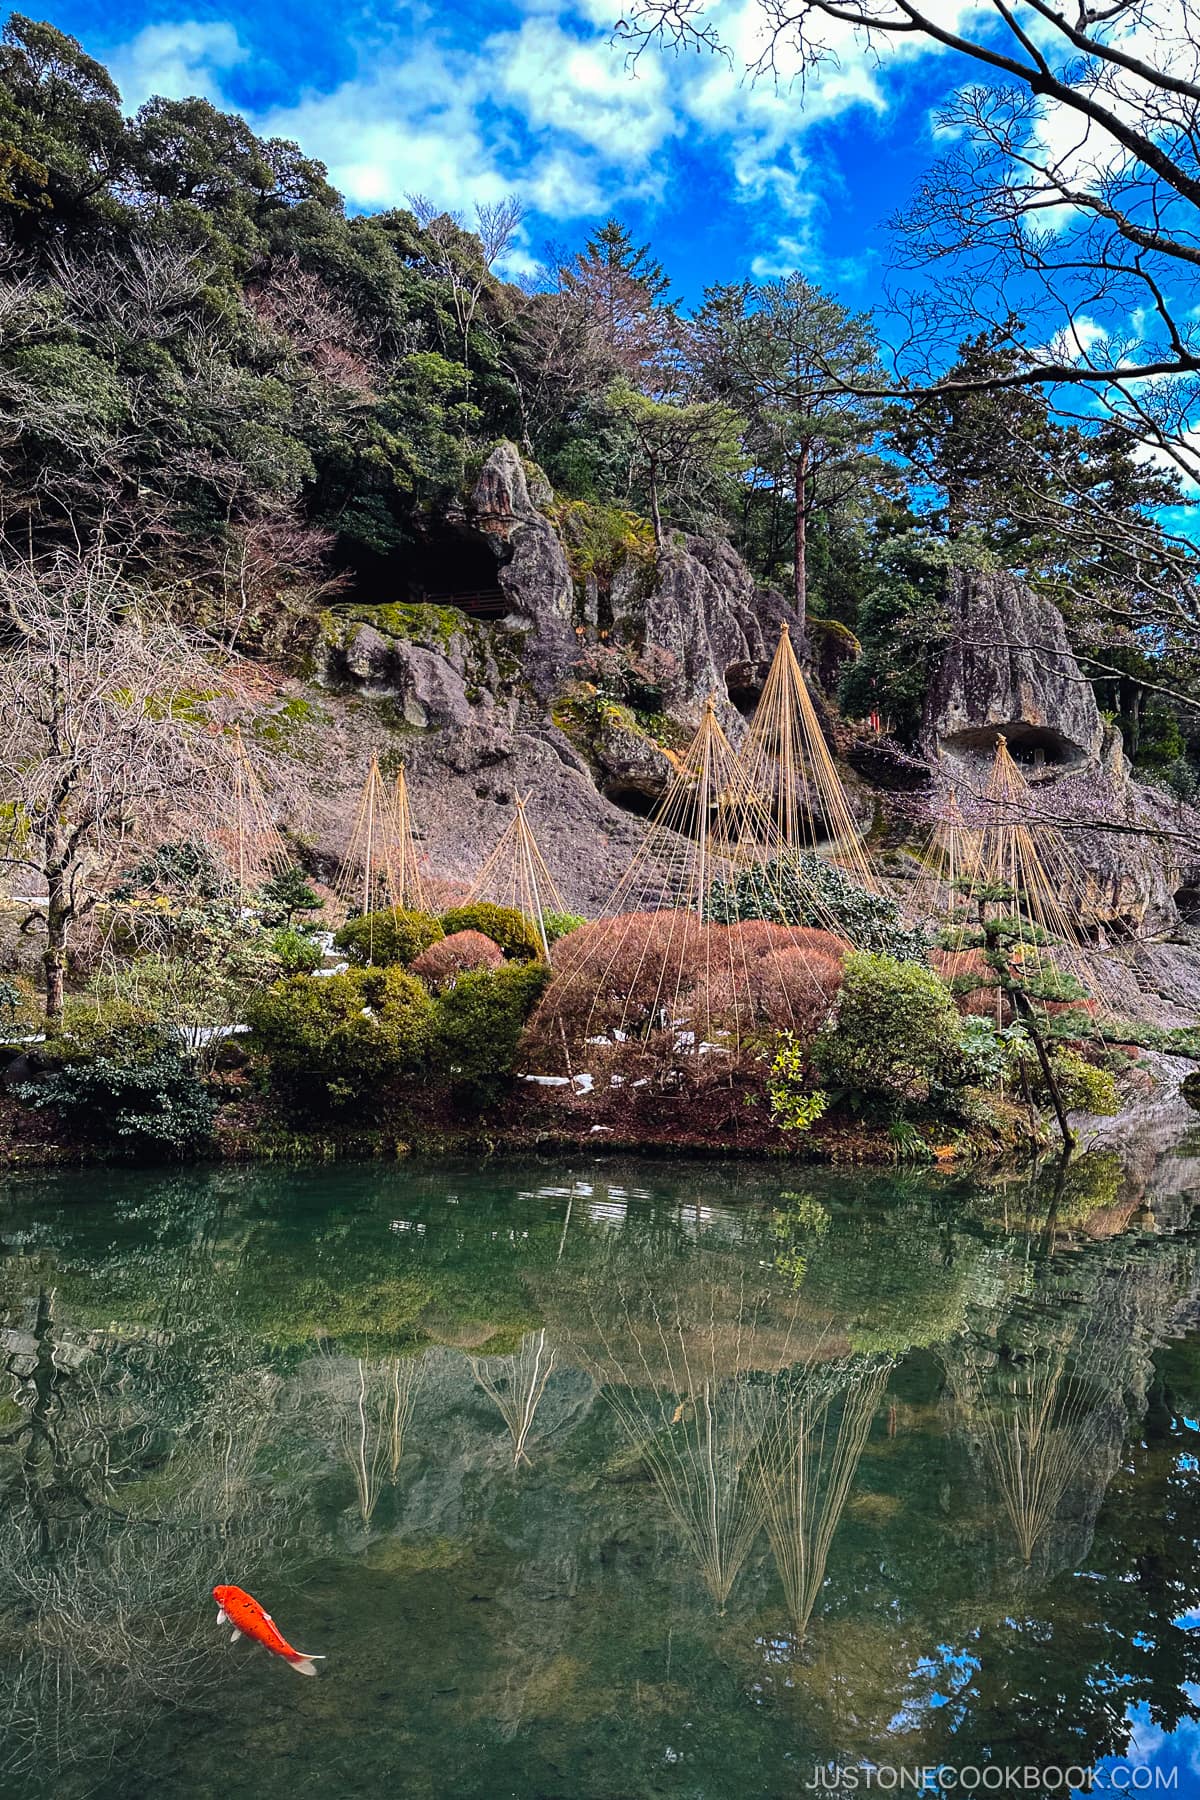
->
[[707, 853, 928, 962], [440, 903, 541, 962], [335, 907, 443, 968], [430, 961, 552, 1105], [814, 951, 964, 1106], [15, 1008, 215, 1159], [543, 911, 587, 946], [1013, 1041, 1121, 1117], [261, 864, 321, 923], [248, 968, 433, 1112], [269, 927, 324, 975]]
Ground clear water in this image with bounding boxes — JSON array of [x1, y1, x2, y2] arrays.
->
[[3, 1146, 1200, 1800]]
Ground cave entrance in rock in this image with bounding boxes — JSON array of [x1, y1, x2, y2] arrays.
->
[[339, 522, 509, 619], [941, 722, 1079, 771]]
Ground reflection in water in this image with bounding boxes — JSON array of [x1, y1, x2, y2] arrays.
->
[[313, 1350, 425, 1528], [942, 1315, 1125, 1574], [758, 1354, 894, 1641], [0, 1285, 303, 1790], [1, 1147, 1200, 1798], [470, 1328, 559, 1468]]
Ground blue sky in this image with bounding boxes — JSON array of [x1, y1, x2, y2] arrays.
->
[[40, 0, 976, 312]]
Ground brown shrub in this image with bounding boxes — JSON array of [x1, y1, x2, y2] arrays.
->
[[410, 929, 504, 990], [526, 911, 847, 1070]]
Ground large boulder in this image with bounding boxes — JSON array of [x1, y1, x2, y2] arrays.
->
[[469, 441, 577, 700], [923, 568, 1105, 772], [613, 535, 799, 727]]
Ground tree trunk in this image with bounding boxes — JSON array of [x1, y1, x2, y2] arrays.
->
[[1013, 988, 1076, 1152], [793, 445, 809, 650], [648, 458, 663, 548], [43, 863, 68, 1026]]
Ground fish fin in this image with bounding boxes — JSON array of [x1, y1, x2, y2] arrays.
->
[[216, 1608, 228, 1625], [230, 1628, 244, 1643], [287, 1655, 321, 1678]]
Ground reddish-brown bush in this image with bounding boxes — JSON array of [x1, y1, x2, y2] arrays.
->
[[410, 929, 504, 990], [526, 911, 848, 1071]]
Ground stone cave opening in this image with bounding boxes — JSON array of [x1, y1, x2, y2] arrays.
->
[[338, 522, 510, 620]]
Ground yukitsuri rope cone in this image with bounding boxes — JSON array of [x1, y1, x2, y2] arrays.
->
[[734, 623, 878, 892], [956, 735, 1106, 1003], [526, 696, 853, 1084], [906, 785, 982, 927], [223, 723, 289, 898], [335, 756, 428, 918], [466, 793, 567, 957]]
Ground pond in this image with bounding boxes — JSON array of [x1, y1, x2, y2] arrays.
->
[[3, 1143, 1200, 1800]]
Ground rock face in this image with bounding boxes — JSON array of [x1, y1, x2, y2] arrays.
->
[[923, 568, 1105, 771], [611, 534, 799, 728], [469, 441, 577, 702], [468, 443, 801, 723], [922, 566, 1194, 936]]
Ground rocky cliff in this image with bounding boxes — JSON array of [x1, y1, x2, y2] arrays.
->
[[921, 567, 1193, 936], [306, 441, 801, 910], [276, 449, 1198, 952]]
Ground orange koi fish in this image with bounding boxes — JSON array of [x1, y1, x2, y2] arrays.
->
[[213, 1584, 325, 1678]]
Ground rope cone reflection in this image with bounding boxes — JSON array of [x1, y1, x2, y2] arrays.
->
[[942, 1318, 1122, 1571], [756, 1356, 893, 1641], [585, 1274, 808, 1613], [735, 624, 878, 891], [470, 1329, 558, 1468], [466, 793, 567, 957], [316, 1351, 424, 1530]]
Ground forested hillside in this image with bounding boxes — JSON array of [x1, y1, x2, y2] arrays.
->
[[0, 11, 1195, 779]]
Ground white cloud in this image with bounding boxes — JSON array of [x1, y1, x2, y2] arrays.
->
[[108, 20, 247, 110], [99, 0, 966, 260]]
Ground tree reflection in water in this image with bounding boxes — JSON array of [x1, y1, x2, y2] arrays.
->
[[0, 1284, 304, 1790]]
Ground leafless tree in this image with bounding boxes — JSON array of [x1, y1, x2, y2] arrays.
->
[[0, 548, 241, 1020], [407, 192, 525, 387], [619, 0, 1200, 469]]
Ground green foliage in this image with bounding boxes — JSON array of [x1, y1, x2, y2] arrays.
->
[[429, 961, 552, 1106], [707, 852, 928, 961], [261, 864, 321, 923], [15, 1008, 215, 1159], [269, 926, 324, 975], [543, 911, 586, 946], [248, 967, 433, 1113], [113, 839, 229, 903], [440, 902, 541, 962], [769, 1190, 831, 1286], [814, 951, 964, 1106], [1010, 1040, 1121, 1117], [335, 907, 444, 968], [837, 534, 983, 743], [767, 1034, 829, 1135]]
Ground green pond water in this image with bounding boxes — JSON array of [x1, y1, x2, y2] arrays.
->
[[4, 1145, 1200, 1800]]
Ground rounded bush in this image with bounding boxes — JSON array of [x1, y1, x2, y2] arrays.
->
[[410, 929, 505, 990], [334, 907, 443, 968], [431, 961, 552, 1104], [440, 903, 541, 962], [248, 967, 434, 1112], [814, 950, 963, 1105]]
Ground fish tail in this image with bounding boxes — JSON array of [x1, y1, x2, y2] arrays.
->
[[285, 1652, 325, 1677]]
